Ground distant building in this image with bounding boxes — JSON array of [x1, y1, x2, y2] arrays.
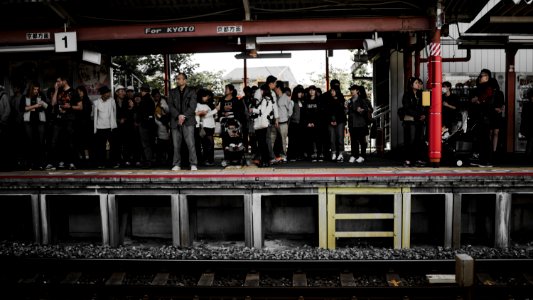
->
[[222, 66, 298, 93]]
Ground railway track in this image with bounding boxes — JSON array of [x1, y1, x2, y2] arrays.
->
[[1, 257, 532, 300]]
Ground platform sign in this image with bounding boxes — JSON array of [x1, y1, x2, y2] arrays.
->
[[54, 32, 77, 52]]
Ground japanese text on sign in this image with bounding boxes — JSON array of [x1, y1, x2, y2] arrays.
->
[[216, 26, 243, 33], [26, 33, 51, 40]]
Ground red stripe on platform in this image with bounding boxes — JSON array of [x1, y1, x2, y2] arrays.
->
[[1, 171, 533, 179]]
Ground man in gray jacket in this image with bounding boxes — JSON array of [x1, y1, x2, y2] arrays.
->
[[169, 73, 198, 171], [271, 81, 292, 162]]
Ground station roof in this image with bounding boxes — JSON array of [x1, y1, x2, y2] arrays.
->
[[0, 0, 488, 30], [0, 0, 490, 54], [466, 0, 533, 34]]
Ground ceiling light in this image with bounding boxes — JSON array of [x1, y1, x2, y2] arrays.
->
[[235, 52, 292, 59], [256, 35, 327, 44], [0, 44, 55, 53], [363, 32, 383, 51]]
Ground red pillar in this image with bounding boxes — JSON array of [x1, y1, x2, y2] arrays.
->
[[428, 29, 442, 165], [243, 58, 248, 88], [325, 50, 330, 91], [505, 48, 517, 152]]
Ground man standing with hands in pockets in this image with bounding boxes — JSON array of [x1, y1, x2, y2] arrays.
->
[[169, 73, 198, 171]]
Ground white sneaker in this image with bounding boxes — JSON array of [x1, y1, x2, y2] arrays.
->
[[221, 160, 228, 167], [349, 156, 356, 163], [58, 161, 65, 168], [171, 165, 181, 171], [190, 165, 198, 171], [331, 153, 337, 161], [356, 156, 365, 163], [336, 154, 343, 162]]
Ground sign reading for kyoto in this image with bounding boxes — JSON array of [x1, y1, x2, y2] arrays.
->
[[54, 32, 77, 52], [216, 25, 243, 33], [145, 26, 195, 34], [26, 32, 51, 40]]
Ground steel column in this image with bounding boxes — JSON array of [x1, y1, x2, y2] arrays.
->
[[506, 48, 518, 152], [428, 29, 442, 164]]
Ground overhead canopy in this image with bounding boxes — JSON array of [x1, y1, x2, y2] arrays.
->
[[466, 0, 533, 35], [0, 0, 494, 54]]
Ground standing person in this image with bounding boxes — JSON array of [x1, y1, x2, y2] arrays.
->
[[325, 85, 346, 162], [169, 72, 198, 171], [401, 77, 427, 167], [21, 83, 48, 170], [218, 84, 247, 167], [0, 85, 12, 171], [153, 89, 171, 167], [195, 89, 217, 166], [442, 81, 460, 133], [301, 85, 321, 161], [93, 86, 117, 168], [254, 75, 279, 161], [469, 69, 496, 167], [287, 86, 304, 161], [488, 78, 505, 155], [520, 88, 533, 163], [113, 85, 128, 167], [347, 85, 370, 164], [251, 84, 276, 167], [271, 81, 293, 163], [136, 83, 156, 168], [75, 85, 94, 167], [48, 76, 81, 170], [241, 86, 254, 154]]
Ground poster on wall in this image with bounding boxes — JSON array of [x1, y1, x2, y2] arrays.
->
[[77, 55, 110, 100]]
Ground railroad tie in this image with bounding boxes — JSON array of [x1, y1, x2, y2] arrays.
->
[[61, 272, 82, 284], [198, 272, 215, 287], [105, 272, 126, 286], [293, 272, 308, 287], [151, 272, 170, 286], [340, 272, 356, 287], [244, 272, 260, 287]]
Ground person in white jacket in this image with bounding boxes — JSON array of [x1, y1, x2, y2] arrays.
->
[[195, 89, 217, 166], [93, 85, 117, 168], [250, 85, 276, 167]]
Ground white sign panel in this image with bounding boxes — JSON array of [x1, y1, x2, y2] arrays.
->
[[54, 32, 77, 52]]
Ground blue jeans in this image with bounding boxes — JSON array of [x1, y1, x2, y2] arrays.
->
[[171, 125, 197, 167]]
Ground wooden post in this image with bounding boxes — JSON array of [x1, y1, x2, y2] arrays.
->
[[30, 194, 41, 244], [495, 192, 511, 248], [453, 193, 462, 249], [99, 194, 109, 246], [318, 188, 327, 248], [39, 194, 50, 245], [179, 194, 190, 247], [244, 192, 253, 248], [171, 194, 180, 247], [444, 193, 454, 248], [393, 192, 403, 249], [401, 191, 411, 248], [107, 194, 119, 247], [252, 193, 262, 249]]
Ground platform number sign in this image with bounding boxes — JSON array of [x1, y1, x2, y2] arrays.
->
[[54, 32, 77, 52]]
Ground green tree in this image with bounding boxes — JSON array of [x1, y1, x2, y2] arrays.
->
[[308, 67, 352, 95], [188, 70, 227, 96], [112, 54, 198, 92], [350, 49, 373, 102]]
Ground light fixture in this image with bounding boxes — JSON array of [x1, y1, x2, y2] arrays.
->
[[363, 32, 384, 51], [256, 35, 327, 44], [235, 52, 292, 59], [0, 44, 55, 53], [512, 0, 521, 4], [508, 35, 533, 43], [82, 50, 102, 65]]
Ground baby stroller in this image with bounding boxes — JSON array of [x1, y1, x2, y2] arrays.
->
[[221, 117, 246, 167], [442, 111, 475, 167]]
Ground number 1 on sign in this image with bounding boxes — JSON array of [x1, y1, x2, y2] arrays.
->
[[54, 32, 77, 52]]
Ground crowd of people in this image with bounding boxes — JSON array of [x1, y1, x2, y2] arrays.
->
[[0, 67, 522, 172], [0, 73, 376, 171]]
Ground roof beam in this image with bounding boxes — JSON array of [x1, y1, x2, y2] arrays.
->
[[0, 17, 430, 45], [243, 0, 251, 21]]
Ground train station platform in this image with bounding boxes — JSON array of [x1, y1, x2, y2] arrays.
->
[[1, 163, 532, 255]]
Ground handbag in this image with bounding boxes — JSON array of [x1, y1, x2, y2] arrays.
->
[[199, 125, 206, 138]]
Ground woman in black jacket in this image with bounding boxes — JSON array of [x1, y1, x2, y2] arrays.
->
[[401, 77, 427, 167], [325, 86, 347, 162]]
